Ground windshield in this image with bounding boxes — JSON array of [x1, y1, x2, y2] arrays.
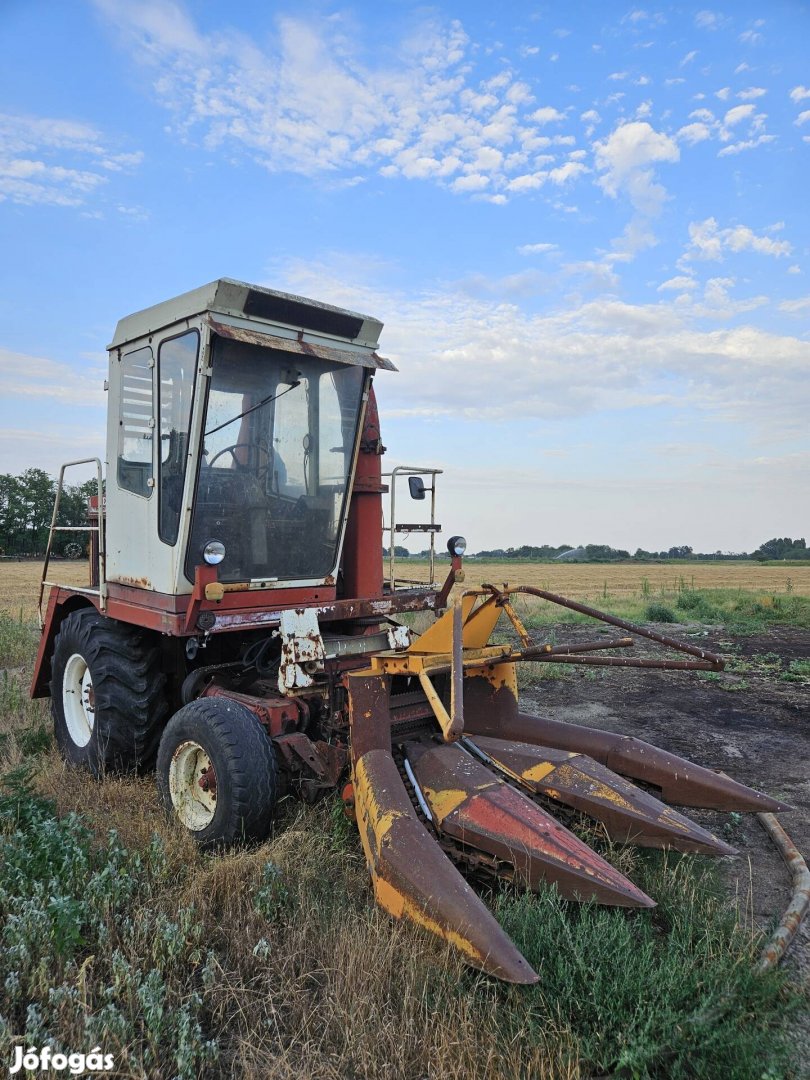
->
[[186, 335, 366, 583]]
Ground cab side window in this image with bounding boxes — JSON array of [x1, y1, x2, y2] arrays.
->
[[158, 330, 199, 544], [117, 346, 154, 498]]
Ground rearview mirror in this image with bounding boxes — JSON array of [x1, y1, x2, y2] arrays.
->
[[408, 476, 426, 500]]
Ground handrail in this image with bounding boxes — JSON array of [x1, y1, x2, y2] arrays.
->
[[382, 465, 442, 591], [38, 458, 106, 626]]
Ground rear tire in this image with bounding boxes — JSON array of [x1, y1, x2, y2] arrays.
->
[[156, 697, 279, 850], [51, 608, 169, 776]]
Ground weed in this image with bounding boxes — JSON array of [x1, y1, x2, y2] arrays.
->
[[781, 659, 810, 684], [645, 601, 678, 623], [517, 661, 571, 688], [0, 773, 219, 1079]]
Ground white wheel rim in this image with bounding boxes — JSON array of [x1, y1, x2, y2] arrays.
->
[[62, 652, 95, 748], [169, 740, 218, 831]]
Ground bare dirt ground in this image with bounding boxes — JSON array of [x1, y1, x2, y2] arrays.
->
[[521, 623, 810, 1061]]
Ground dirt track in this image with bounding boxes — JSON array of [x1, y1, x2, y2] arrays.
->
[[522, 624, 810, 1001]]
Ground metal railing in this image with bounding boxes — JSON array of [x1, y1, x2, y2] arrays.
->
[[38, 458, 107, 627], [382, 465, 442, 590]]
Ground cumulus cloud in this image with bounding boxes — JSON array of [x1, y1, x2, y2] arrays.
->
[[531, 106, 566, 125], [594, 121, 679, 213], [790, 85, 810, 103], [658, 275, 697, 291], [680, 218, 792, 264], [677, 122, 712, 145]]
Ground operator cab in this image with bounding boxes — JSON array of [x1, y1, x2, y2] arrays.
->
[[106, 279, 393, 598]]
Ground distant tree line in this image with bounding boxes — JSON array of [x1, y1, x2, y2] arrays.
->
[[1, 469, 805, 563], [0, 469, 97, 558]]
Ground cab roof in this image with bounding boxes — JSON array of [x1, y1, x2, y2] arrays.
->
[[109, 278, 384, 351]]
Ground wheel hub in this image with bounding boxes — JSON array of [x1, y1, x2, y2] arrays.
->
[[169, 741, 218, 831], [62, 652, 95, 748]]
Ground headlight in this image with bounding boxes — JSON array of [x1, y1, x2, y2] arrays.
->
[[447, 535, 467, 557], [202, 539, 226, 565]]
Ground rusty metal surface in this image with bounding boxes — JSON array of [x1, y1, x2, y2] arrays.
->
[[465, 709, 789, 813], [756, 812, 810, 970], [207, 316, 397, 371], [532, 637, 634, 655], [347, 672, 393, 761], [202, 685, 301, 737], [353, 745, 539, 983], [273, 732, 347, 798], [467, 736, 736, 855], [523, 653, 722, 671], [405, 740, 655, 908], [481, 584, 725, 667]]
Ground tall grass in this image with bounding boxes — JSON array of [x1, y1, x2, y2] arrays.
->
[[519, 586, 810, 632]]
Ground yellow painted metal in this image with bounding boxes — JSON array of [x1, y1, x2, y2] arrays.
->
[[500, 598, 532, 648], [478, 660, 519, 697], [368, 645, 512, 677], [406, 593, 478, 654], [407, 592, 503, 655], [353, 751, 514, 972], [417, 670, 461, 741]]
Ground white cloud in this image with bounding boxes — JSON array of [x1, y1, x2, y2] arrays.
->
[[506, 172, 547, 193], [680, 50, 698, 67], [677, 122, 712, 145], [580, 109, 601, 136], [92, 3, 591, 203], [717, 133, 775, 156], [451, 172, 489, 192], [658, 275, 697, 291], [549, 161, 587, 184], [723, 103, 756, 126], [778, 296, 810, 314], [739, 29, 763, 45], [0, 347, 106, 406], [680, 218, 792, 264], [790, 85, 810, 103], [274, 257, 810, 443], [517, 242, 557, 255], [788, 265, 801, 274], [714, 87, 731, 101], [694, 10, 727, 30], [531, 106, 566, 125], [0, 112, 141, 208], [795, 111, 810, 126], [737, 87, 766, 100], [594, 121, 679, 214]]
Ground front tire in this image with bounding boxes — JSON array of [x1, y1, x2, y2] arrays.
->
[[156, 697, 279, 849], [51, 609, 169, 776]]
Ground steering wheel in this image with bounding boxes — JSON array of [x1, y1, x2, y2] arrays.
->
[[207, 443, 269, 482]]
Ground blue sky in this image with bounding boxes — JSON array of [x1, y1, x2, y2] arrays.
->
[[1, 0, 808, 553]]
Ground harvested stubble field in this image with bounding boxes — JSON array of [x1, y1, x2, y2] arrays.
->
[[1, 558, 808, 1079], [404, 558, 810, 598]]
